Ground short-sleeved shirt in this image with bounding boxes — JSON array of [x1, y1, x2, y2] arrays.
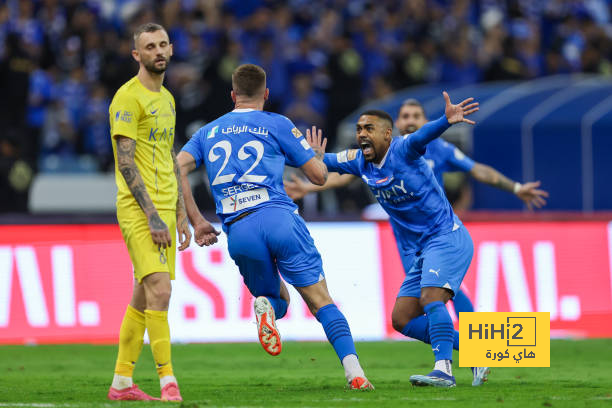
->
[[424, 138, 475, 186], [182, 109, 315, 225], [109, 76, 177, 213], [324, 135, 460, 254]]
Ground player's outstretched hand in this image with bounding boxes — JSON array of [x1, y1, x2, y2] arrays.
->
[[306, 125, 327, 160], [148, 213, 172, 250], [194, 220, 221, 247], [176, 213, 192, 251], [517, 181, 549, 210], [285, 173, 310, 200], [443, 91, 479, 125]]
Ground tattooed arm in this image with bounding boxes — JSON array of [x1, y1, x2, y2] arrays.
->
[[171, 148, 192, 251], [116, 136, 172, 249]]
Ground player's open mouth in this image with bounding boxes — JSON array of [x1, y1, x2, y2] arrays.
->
[[359, 140, 374, 156]]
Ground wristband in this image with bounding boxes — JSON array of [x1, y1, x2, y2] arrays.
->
[[513, 182, 522, 194]]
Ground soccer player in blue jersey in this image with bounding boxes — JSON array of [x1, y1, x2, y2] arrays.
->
[[304, 92, 486, 387], [176, 64, 374, 390], [287, 99, 548, 319]]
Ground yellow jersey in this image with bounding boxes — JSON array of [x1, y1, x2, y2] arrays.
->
[[109, 76, 177, 213]]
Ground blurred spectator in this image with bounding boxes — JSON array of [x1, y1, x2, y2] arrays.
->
[[41, 100, 77, 157], [83, 83, 112, 170], [0, 0, 611, 213], [0, 130, 33, 212], [283, 73, 326, 132]]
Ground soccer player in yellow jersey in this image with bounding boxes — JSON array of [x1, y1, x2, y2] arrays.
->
[[106, 22, 217, 401]]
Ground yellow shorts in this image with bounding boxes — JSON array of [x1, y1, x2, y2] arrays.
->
[[118, 208, 176, 283]]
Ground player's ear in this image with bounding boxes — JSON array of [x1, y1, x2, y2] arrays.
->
[[131, 49, 139, 63], [168, 42, 173, 57], [264, 88, 269, 101], [230, 90, 236, 103]]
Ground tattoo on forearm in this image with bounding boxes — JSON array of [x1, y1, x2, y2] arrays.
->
[[116, 136, 157, 216], [485, 166, 514, 192], [149, 213, 165, 229], [315, 150, 324, 161], [495, 176, 515, 192]]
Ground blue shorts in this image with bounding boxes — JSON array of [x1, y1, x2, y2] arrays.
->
[[397, 224, 473, 298], [226, 206, 324, 298]]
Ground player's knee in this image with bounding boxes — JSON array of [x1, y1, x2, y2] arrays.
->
[[391, 315, 409, 333], [419, 288, 451, 308], [146, 285, 172, 310]]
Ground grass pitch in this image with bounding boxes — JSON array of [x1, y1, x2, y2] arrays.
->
[[1, 339, 611, 407]]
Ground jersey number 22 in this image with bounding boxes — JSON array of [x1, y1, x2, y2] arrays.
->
[[208, 140, 266, 185]]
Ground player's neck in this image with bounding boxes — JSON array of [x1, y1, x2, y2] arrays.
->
[[234, 99, 264, 111], [137, 69, 164, 93], [372, 145, 391, 165]]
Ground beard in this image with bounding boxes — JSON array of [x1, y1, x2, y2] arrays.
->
[[144, 57, 168, 74], [403, 125, 418, 134]]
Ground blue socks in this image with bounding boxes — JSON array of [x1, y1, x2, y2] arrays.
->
[[315, 304, 357, 362], [401, 314, 459, 350], [453, 289, 474, 314], [424, 301, 454, 361], [266, 297, 288, 319]]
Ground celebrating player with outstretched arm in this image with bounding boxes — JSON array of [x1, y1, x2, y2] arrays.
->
[[306, 92, 488, 387], [286, 98, 549, 322], [177, 64, 374, 390]]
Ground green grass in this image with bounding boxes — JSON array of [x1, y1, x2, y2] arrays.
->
[[1, 340, 611, 407]]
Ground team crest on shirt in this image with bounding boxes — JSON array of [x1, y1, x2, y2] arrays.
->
[[291, 127, 303, 138]]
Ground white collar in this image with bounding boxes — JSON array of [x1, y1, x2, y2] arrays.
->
[[372, 145, 391, 169], [232, 108, 256, 112]]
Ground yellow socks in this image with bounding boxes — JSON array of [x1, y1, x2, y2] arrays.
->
[[114, 305, 146, 378], [145, 309, 174, 378]]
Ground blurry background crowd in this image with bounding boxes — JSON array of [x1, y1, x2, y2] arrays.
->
[[0, 0, 611, 213]]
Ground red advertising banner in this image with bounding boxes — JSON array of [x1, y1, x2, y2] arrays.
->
[[1, 221, 611, 344], [0, 225, 132, 344]]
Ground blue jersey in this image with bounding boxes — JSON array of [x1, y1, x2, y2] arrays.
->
[[324, 117, 460, 254], [182, 109, 315, 225], [424, 139, 475, 186]]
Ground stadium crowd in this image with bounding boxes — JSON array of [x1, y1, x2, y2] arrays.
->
[[0, 0, 610, 212]]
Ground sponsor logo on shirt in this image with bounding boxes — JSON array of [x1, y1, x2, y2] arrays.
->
[[371, 179, 417, 204], [221, 188, 270, 214], [300, 139, 311, 150], [148, 127, 174, 141], [222, 125, 268, 136], [116, 110, 133, 123], [291, 127, 303, 138]]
